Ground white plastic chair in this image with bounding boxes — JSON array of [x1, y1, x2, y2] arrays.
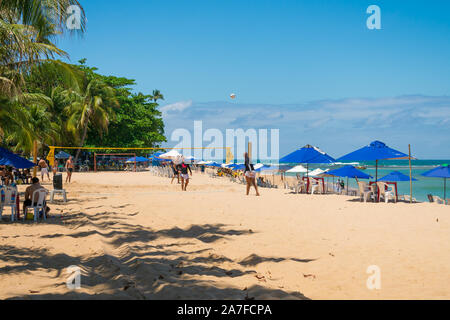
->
[[0, 186, 18, 222], [294, 181, 306, 194], [25, 189, 48, 222], [308, 178, 322, 194], [377, 182, 396, 203], [358, 181, 374, 202]]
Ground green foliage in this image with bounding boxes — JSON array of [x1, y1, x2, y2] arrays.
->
[[3, 58, 167, 156], [80, 65, 167, 152], [87, 92, 166, 150], [1, 1, 166, 156]]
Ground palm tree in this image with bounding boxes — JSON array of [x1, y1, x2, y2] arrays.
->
[[0, 96, 32, 149], [63, 79, 119, 163], [0, 92, 57, 154], [0, 1, 85, 156], [151, 89, 164, 103], [0, 1, 85, 88], [0, 1, 86, 33]]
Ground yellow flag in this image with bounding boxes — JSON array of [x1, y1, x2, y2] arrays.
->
[[47, 147, 56, 167], [226, 148, 234, 164]]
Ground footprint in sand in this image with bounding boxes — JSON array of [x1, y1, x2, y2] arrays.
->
[[255, 274, 266, 282]]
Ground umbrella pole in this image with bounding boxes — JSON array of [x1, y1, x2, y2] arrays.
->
[[307, 163, 309, 194], [375, 159, 379, 202], [409, 145, 413, 204], [33, 140, 38, 178], [445, 178, 447, 200], [375, 160, 378, 182], [347, 177, 349, 195]]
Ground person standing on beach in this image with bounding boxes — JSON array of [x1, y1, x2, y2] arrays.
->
[[52, 159, 59, 176], [38, 158, 50, 182], [171, 162, 180, 184], [244, 152, 260, 196], [177, 160, 192, 191], [65, 156, 74, 183]]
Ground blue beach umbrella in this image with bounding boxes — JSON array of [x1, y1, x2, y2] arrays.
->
[[337, 141, 410, 181], [254, 165, 275, 173], [126, 156, 150, 163], [55, 151, 71, 159], [379, 171, 418, 182], [280, 145, 335, 164], [326, 165, 373, 180], [326, 165, 373, 195], [421, 165, 450, 199], [232, 164, 246, 171], [206, 162, 222, 168], [149, 152, 164, 159], [0, 147, 36, 169], [280, 145, 336, 178]]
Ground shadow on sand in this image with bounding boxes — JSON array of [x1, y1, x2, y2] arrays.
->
[[0, 209, 311, 300]]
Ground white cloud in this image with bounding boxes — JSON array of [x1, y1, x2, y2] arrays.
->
[[160, 100, 193, 115], [160, 95, 450, 158]]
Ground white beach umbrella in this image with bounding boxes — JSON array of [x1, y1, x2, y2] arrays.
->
[[159, 150, 182, 159], [309, 168, 327, 177], [253, 163, 265, 170], [286, 165, 308, 173], [184, 155, 197, 161], [197, 161, 212, 165]]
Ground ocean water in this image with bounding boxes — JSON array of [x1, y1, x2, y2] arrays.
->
[[280, 160, 449, 203]]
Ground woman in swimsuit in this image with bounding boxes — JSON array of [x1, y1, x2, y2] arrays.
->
[[177, 160, 192, 191], [244, 152, 260, 196]]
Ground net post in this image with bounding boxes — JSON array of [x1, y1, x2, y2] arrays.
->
[[409, 145, 413, 204], [33, 140, 38, 178]]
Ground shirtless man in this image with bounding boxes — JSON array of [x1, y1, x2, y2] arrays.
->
[[65, 156, 75, 183], [23, 177, 50, 217], [38, 158, 50, 182]]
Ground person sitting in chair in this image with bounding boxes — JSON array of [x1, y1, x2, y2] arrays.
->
[[23, 177, 50, 217], [22, 169, 32, 184], [2, 167, 13, 186]]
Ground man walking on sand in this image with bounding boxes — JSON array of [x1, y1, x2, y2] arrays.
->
[[38, 158, 50, 182], [65, 156, 75, 183]]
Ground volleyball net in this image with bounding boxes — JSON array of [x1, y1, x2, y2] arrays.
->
[[94, 153, 137, 172], [46, 146, 235, 172]]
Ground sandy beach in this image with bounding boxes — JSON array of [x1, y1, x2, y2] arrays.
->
[[0, 171, 449, 300]]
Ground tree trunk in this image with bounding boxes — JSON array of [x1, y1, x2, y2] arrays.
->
[[74, 121, 89, 165]]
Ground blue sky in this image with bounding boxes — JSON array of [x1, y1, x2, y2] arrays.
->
[[59, 1, 450, 158]]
